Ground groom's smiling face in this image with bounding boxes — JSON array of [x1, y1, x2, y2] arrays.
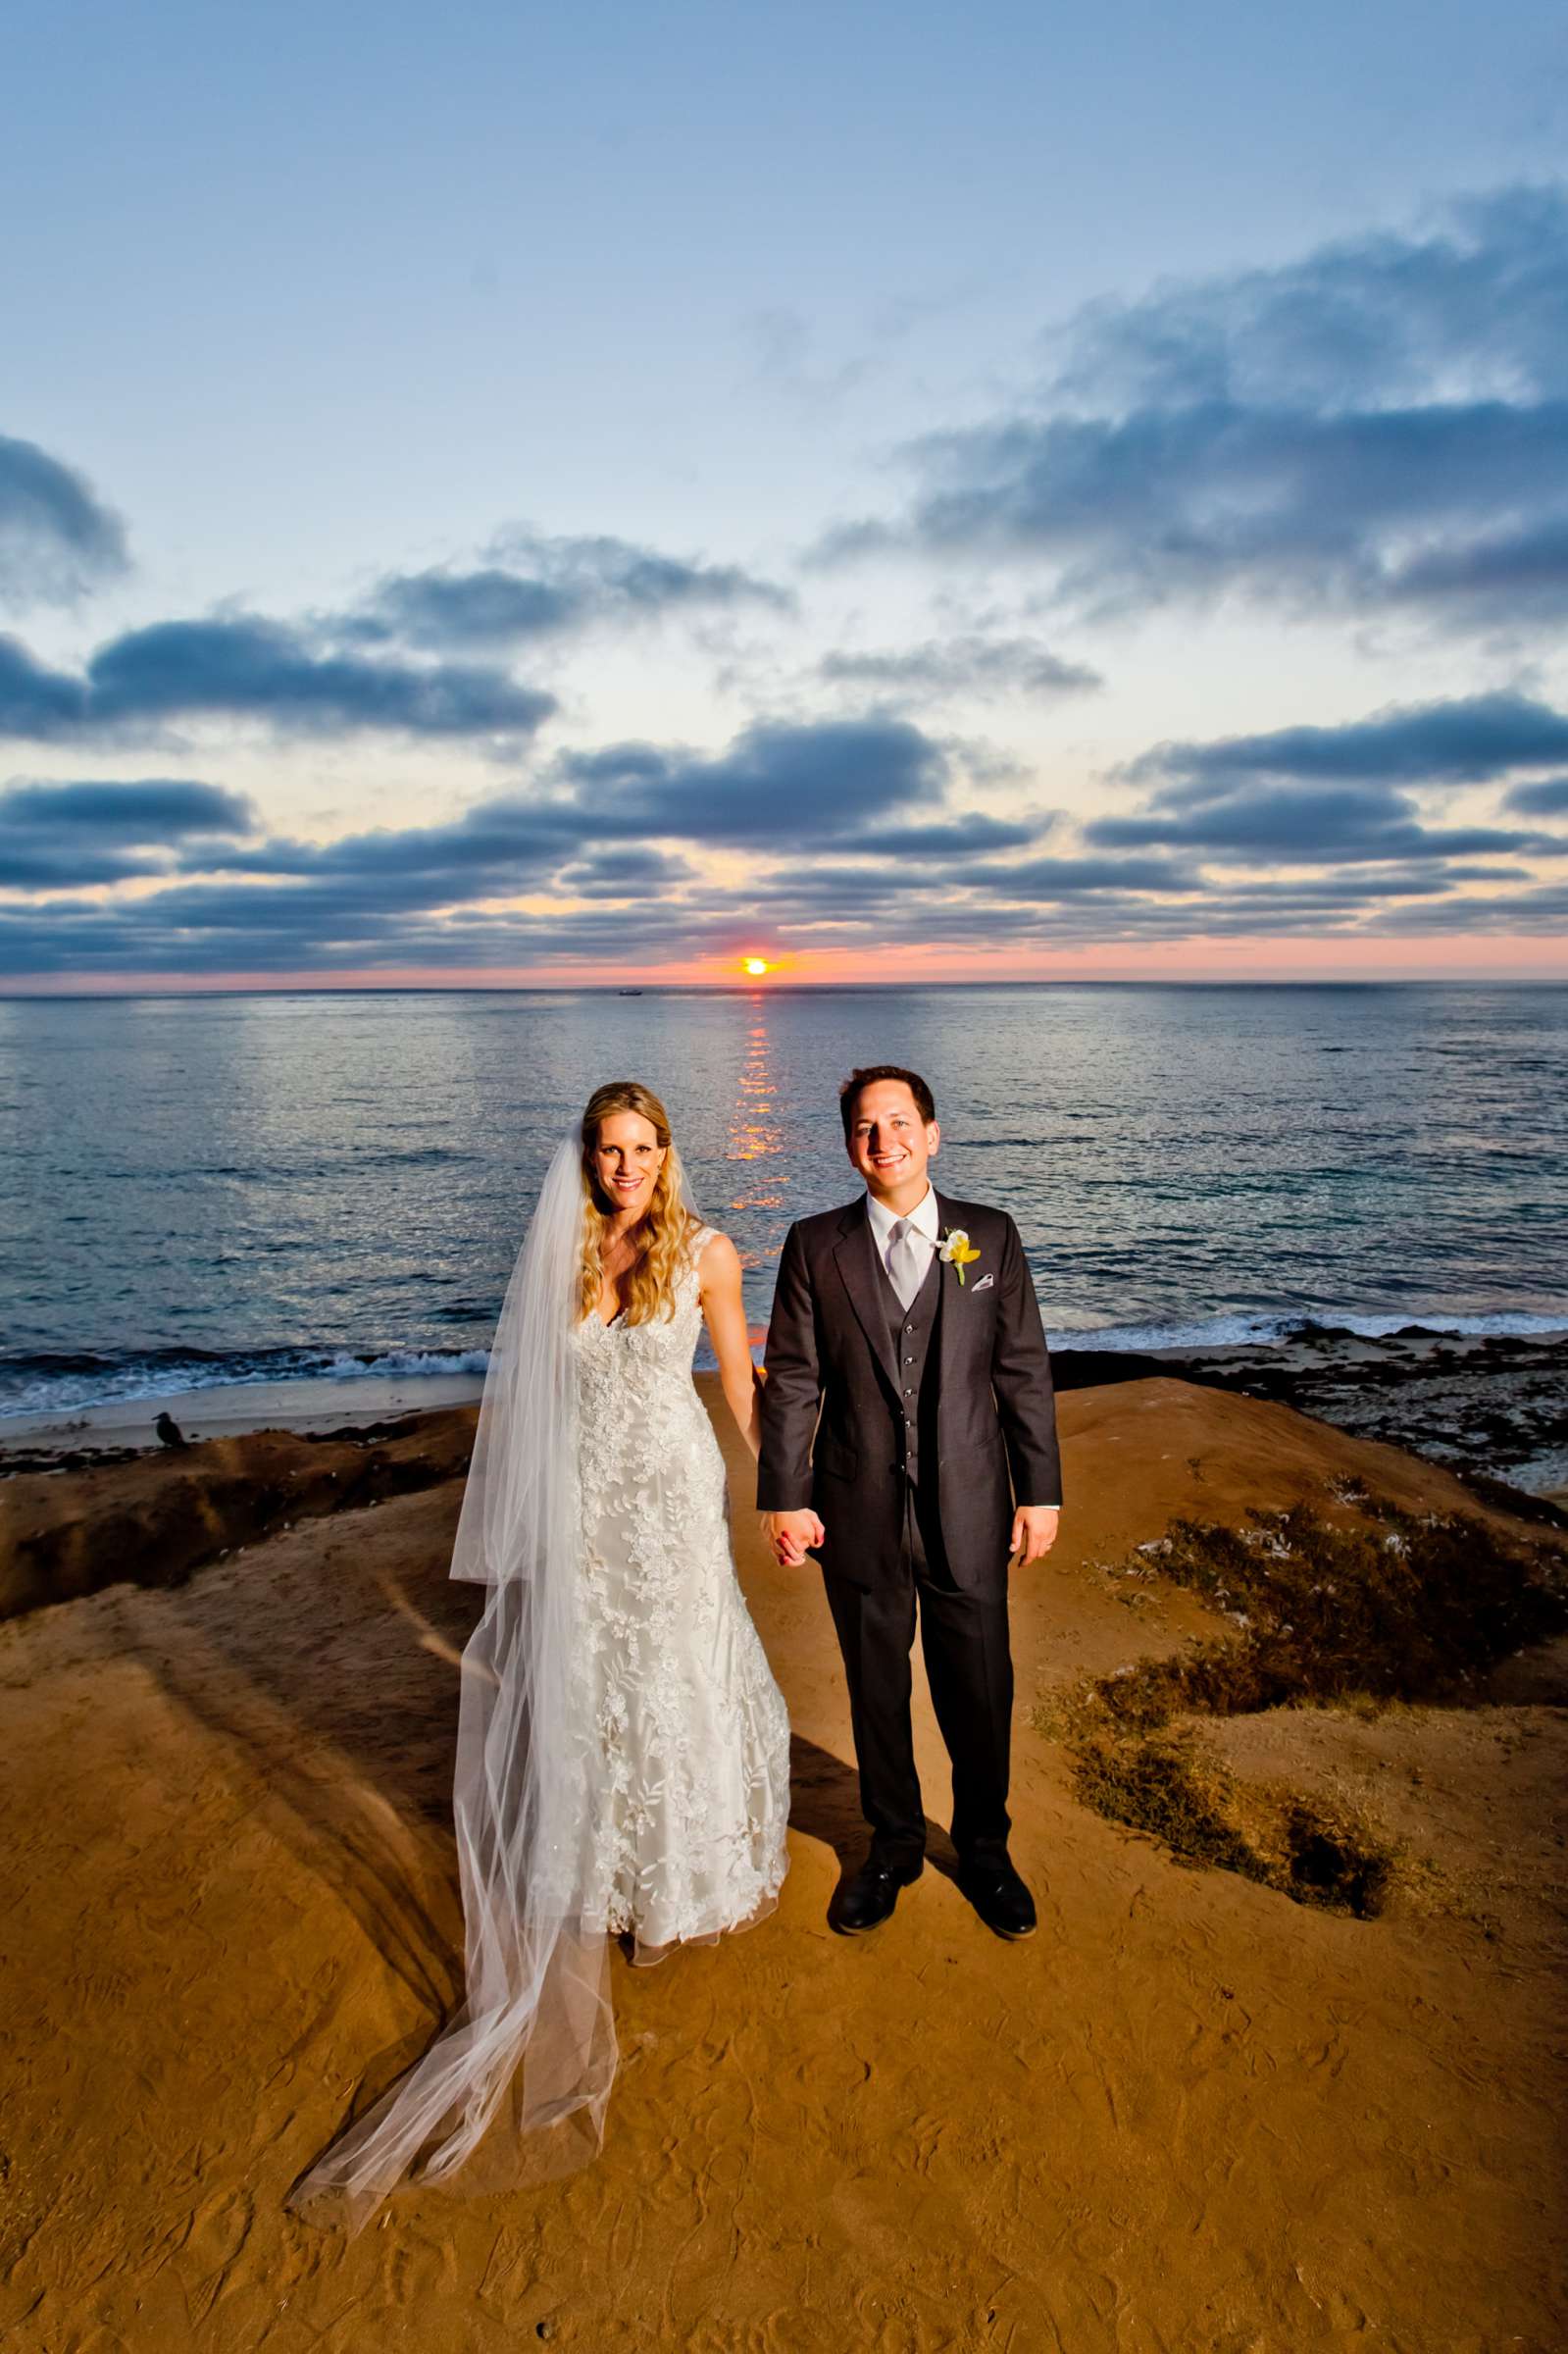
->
[[846, 1079, 940, 1208]]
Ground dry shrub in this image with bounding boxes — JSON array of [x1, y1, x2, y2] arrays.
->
[[1066, 1700, 1397, 1917], [1038, 1498, 1566, 1917], [1107, 1501, 1567, 1724]]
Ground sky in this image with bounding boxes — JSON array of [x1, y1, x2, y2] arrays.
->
[[3, 0, 1568, 989]]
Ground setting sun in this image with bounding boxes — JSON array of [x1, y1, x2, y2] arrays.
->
[[741, 957, 771, 977]]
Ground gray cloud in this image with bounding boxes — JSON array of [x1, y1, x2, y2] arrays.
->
[[898, 398, 1568, 622], [739, 849, 1201, 919], [354, 533, 790, 652], [822, 188, 1568, 634], [1127, 691, 1568, 790], [1088, 785, 1554, 865], [831, 814, 1046, 858], [819, 635, 1099, 706], [166, 717, 957, 911], [1369, 880, 1568, 934], [1504, 774, 1568, 817], [161, 716, 939, 951], [966, 851, 1202, 895], [0, 635, 89, 733], [1045, 185, 1568, 415], [1, 775, 254, 840], [558, 845, 695, 896], [1091, 692, 1568, 867], [0, 891, 735, 977], [560, 715, 948, 845], [0, 434, 127, 609], [1381, 520, 1568, 630], [0, 616, 557, 743], [740, 861, 965, 909], [0, 774, 256, 888], [357, 570, 575, 648], [717, 861, 1532, 947], [187, 797, 582, 897]]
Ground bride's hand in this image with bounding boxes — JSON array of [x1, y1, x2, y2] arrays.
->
[[765, 1509, 824, 1567]]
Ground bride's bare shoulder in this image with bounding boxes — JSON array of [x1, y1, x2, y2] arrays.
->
[[690, 1220, 739, 1275]]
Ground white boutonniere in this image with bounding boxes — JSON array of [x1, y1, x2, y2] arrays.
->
[[938, 1227, 983, 1286]]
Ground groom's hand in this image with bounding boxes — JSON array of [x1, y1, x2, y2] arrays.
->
[[765, 1509, 824, 1567], [1011, 1505, 1060, 1565]]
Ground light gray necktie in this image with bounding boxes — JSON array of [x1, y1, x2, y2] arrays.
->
[[885, 1216, 923, 1310]]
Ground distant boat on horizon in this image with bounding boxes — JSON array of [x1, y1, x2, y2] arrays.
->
[[618, 987, 643, 996]]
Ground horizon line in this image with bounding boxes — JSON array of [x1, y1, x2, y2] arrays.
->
[[6, 975, 1568, 1005]]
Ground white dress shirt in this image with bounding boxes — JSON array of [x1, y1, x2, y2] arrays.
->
[[866, 1182, 940, 1289]]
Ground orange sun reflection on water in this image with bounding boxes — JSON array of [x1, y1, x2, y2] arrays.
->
[[726, 998, 786, 1241]]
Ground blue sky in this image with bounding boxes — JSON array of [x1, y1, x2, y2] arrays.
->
[[4, 0, 1567, 985]]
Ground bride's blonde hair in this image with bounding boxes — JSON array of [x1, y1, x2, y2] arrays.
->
[[578, 1079, 697, 1324]]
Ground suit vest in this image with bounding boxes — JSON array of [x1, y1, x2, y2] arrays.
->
[[874, 1246, 941, 1486]]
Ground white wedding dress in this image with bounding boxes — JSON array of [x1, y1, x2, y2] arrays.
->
[[570, 1226, 790, 1959]]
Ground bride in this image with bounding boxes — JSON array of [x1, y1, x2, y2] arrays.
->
[[289, 1080, 790, 2230]]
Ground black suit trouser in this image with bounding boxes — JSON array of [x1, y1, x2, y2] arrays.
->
[[824, 1477, 1013, 1870]]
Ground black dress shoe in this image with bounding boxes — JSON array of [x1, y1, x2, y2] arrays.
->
[[958, 1859, 1037, 1939], [832, 1855, 924, 1934]]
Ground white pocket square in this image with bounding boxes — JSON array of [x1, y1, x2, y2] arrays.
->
[[971, 1271, 995, 1293]]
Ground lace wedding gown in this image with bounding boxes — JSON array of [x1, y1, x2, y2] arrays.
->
[[569, 1226, 790, 1958]]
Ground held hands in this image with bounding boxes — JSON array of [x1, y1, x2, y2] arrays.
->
[[1010, 1505, 1060, 1565], [765, 1509, 824, 1568], [766, 1505, 1056, 1567]]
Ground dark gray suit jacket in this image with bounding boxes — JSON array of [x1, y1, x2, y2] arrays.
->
[[757, 1190, 1061, 1595]]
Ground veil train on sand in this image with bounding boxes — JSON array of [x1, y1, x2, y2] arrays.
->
[[288, 1136, 620, 2232]]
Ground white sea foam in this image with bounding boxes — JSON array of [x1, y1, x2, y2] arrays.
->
[[6, 1308, 1566, 1423], [318, 1349, 492, 1382], [0, 1347, 494, 1420]]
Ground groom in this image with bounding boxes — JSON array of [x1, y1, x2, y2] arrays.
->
[[759, 1066, 1061, 1939]]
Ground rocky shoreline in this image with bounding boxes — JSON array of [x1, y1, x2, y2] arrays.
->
[[1054, 1324, 1568, 1510]]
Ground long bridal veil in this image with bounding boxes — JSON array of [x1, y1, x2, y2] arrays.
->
[[288, 1136, 615, 2233]]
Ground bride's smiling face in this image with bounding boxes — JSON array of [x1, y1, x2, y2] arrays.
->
[[593, 1110, 667, 1219]]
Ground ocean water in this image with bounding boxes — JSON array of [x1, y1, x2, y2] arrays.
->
[[2, 983, 1566, 1418]]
